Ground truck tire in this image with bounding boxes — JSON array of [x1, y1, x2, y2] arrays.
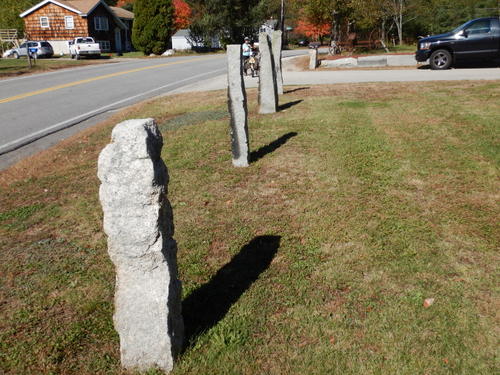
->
[[75, 54, 80, 60], [430, 49, 452, 70], [13, 52, 19, 59]]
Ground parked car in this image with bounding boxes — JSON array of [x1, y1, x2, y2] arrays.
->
[[69, 37, 101, 59], [416, 17, 500, 70], [12, 41, 53, 59], [298, 39, 309, 47]]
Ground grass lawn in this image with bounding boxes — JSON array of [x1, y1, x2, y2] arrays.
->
[[0, 57, 112, 79], [0, 81, 498, 374]]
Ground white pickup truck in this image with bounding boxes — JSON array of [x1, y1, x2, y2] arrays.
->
[[69, 37, 101, 59]]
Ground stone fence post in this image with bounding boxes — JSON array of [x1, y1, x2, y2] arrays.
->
[[227, 44, 250, 167], [98, 119, 184, 373], [258, 32, 278, 114], [309, 48, 319, 70], [271, 30, 284, 95]]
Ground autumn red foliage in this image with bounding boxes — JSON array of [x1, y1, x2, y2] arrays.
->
[[116, 0, 133, 6], [295, 20, 330, 41], [173, 0, 191, 30], [115, 0, 191, 31]]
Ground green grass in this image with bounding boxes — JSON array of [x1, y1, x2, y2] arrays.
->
[[0, 57, 105, 77], [0, 81, 498, 374]]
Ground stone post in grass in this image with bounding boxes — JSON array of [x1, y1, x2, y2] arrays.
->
[[258, 32, 278, 114], [309, 48, 319, 70], [271, 30, 284, 95], [97, 118, 183, 373], [226, 44, 250, 167]]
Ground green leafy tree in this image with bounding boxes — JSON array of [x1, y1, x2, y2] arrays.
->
[[132, 0, 175, 55], [187, 0, 281, 46], [0, 0, 38, 31]]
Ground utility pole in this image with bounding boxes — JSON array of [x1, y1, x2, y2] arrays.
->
[[27, 40, 32, 69], [280, 0, 285, 33]]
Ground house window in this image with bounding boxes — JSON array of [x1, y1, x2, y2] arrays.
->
[[64, 16, 74, 29], [94, 17, 109, 31], [40, 17, 49, 28], [97, 40, 110, 51]]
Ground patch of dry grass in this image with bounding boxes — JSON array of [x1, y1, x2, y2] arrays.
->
[[1, 81, 498, 375]]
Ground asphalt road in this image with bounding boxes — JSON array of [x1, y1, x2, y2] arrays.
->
[[0, 55, 227, 156]]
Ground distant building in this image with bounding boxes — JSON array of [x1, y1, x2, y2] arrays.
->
[[171, 29, 220, 50], [20, 0, 134, 55]]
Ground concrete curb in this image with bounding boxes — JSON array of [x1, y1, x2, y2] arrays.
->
[[321, 54, 419, 68]]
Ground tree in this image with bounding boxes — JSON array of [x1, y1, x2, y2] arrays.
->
[[132, 0, 175, 54], [173, 0, 191, 30], [294, 18, 330, 41], [0, 0, 38, 31], [186, 0, 280, 46]]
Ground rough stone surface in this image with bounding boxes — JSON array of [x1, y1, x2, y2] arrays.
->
[[321, 57, 358, 68], [358, 55, 387, 67], [162, 49, 175, 56], [258, 32, 278, 114], [309, 49, 319, 70], [226, 45, 249, 167], [271, 30, 284, 95], [97, 119, 183, 373]]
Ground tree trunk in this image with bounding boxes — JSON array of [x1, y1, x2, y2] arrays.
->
[[397, 0, 403, 45]]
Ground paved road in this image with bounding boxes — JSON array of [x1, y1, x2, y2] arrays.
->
[[0, 55, 226, 155]]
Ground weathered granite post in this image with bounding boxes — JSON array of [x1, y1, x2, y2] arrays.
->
[[97, 119, 183, 373], [258, 32, 278, 114], [226, 44, 250, 167], [271, 30, 284, 95], [309, 48, 319, 70]]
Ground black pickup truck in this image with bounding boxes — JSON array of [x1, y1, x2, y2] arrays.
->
[[415, 17, 500, 69]]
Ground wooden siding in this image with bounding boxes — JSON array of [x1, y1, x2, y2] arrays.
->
[[23, 3, 88, 40], [88, 3, 122, 51]]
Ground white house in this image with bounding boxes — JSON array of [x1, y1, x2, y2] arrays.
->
[[171, 29, 192, 50], [171, 29, 220, 50]]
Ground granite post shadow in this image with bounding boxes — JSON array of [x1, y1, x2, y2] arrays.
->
[[182, 235, 281, 348]]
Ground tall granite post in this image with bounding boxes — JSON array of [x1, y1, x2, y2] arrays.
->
[[271, 30, 284, 95], [309, 48, 319, 70], [226, 44, 249, 167], [97, 119, 183, 373], [258, 32, 278, 114]]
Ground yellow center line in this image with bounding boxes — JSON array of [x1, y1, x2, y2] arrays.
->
[[0, 56, 218, 104]]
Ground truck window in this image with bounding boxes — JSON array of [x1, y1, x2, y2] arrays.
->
[[465, 20, 491, 35]]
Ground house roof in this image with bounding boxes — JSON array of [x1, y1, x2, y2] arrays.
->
[[20, 0, 99, 17], [20, 0, 128, 29], [62, 0, 101, 14], [173, 29, 190, 38], [110, 6, 134, 20]]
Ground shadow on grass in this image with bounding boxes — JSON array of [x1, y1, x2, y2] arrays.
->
[[182, 235, 281, 350], [250, 132, 298, 163], [284, 87, 310, 94], [279, 100, 303, 111]]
